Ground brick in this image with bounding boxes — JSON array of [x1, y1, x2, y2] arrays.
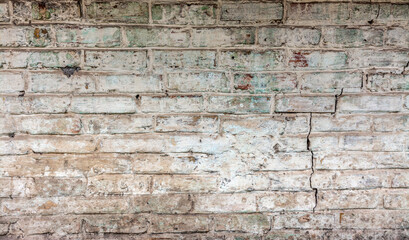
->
[[213, 214, 270, 234], [0, 3, 8, 22], [392, 171, 409, 188], [84, 51, 147, 71], [87, 174, 151, 195], [0, 96, 70, 114], [168, 72, 229, 93], [29, 136, 96, 154], [0, 72, 25, 93], [152, 4, 217, 25], [153, 50, 216, 72], [311, 170, 394, 190], [311, 115, 371, 132], [130, 194, 192, 214], [275, 96, 335, 113], [29, 73, 96, 93], [323, 27, 383, 47], [0, 117, 14, 134], [33, 177, 87, 197], [258, 192, 315, 212], [289, 51, 348, 70], [208, 96, 271, 114], [315, 152, 409, 170], [343, 134, 405, 151], [219, 50, 285, 71], [71, 96, 136, 114], [339, 210, 409, 229], [368, 73, 409, 92], [0, 27, 51, 47], [0, 51, 81, 69], [81, 115, 153, 134], [221, 3, 283, 22], [86, 1, 148, 23], [386, 28, 409, 47], [126, 27, 189, 47], [152, 175, 219, 193], [13, 1, 80, 22], [150, 215, 211, 233], [269, 171, 312, 191], [247, 152, 312, 171], [309, 135, 339, 152], [316, 190, 382, 210], [192, 28, 255, 47], [219, 174, 270, 192], [8, 216, 80, 236], [98, 74, 162, 93], [83, 215, 148, 234], [287, 3, 349, 24], [374, 115, 409, 132], [56, 27, 121, 47], [13, 115, 81, 135], [349, 50, 409, 68], [384, 190, 409, 209], [193, 193, 257, 213], [273, 212, 335, 229], [140, 95, 203, 113], [234, 73, 297, 93], [258, 27, 321, 47], [155, 115, 218, 133], [339, 95, 402, 113], [300, 72, 362, 93]]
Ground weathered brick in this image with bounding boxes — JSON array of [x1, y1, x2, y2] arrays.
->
[[258, 27, 321, 47], [311, 114, 371, 132], [13, 115, 81, 135], [368, 73, 409, 92], [87, 174, 151, 195], [208, 96, 271, 114], [71, 96, 137, 114], [314, 152, 409, 170], [86, 1, 148, 23], [384, 190, 409, 209], [29, 73, 96, 93], [221, 3, 283, 22], [219, 50, 285, 71], [234, 73, 297, 93], [8, 216, 80, 236], [0, 72, 25, 93], [258, 192, 315, 212], [311, 170, 394, 190], [247, 152, 312, 171], [275, 96, 336, 113], [0, 96, 70, 114], [56, 27, 121, 47], [130, 194, 192, 214], [125, 27, 189, 47], [373, 114, 409, 132], [98, 74, 162, 93], [84, 51, 147, 71], [213, 214, 270, 234], [152, 175, 219, 193], [219, 174, 270, 192], [33, 177, 87, 197], [29, 136, 96, 154], [83, 215, 148, 234], [339, 95, 402, 113], [386, 27, 409, 48], [316, 190, 382, 210], [13, 1, 80, 22], [155, 115, 218, 133], [273, 212, 335, 229], [152, 4, 217, 25], [349, 50, 409, 68], [309, 135, 339, 152], [81, 115, 153, 134], [323, 27, 383, 47], [339, 210, 409, 229], [192, 28, 255, 47], [0, 51, 81, 69], [287, 3, 349, 24], [342, 134, 405, 151], [140, 95, 203, 113], [0, 2, 8, 22], [269, 171, 312, 191], [289, 51, 348, 70], [168, 72, 229, 93], [300, 72, 362, 93], [153, 50, 216, 72], [193, 193, 257, 213], [150, 215, 211, 233], [0, 27, 51, 47]]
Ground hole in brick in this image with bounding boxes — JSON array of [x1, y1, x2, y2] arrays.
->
[[61, 67, 81, 78]]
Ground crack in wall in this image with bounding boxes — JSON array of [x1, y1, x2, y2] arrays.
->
[[307, 113, 318, 212]]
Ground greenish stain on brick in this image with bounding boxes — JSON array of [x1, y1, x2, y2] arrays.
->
[[87, 2, 149, 23]]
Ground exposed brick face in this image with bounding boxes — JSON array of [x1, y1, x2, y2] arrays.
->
[[1, 0, 409, 239]]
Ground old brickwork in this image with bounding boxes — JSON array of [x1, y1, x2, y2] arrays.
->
[[0, 0, 408, 239]]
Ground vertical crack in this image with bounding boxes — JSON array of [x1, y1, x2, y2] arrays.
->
[[307, 113, 318, 212]]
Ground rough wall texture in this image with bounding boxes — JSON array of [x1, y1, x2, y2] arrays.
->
[[0, 0, 409, 239]]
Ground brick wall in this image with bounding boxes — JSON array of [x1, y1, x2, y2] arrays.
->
[[0, 0, 409, 239]]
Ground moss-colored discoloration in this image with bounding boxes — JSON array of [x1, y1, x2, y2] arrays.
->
[[87, 2, 148, 23]]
